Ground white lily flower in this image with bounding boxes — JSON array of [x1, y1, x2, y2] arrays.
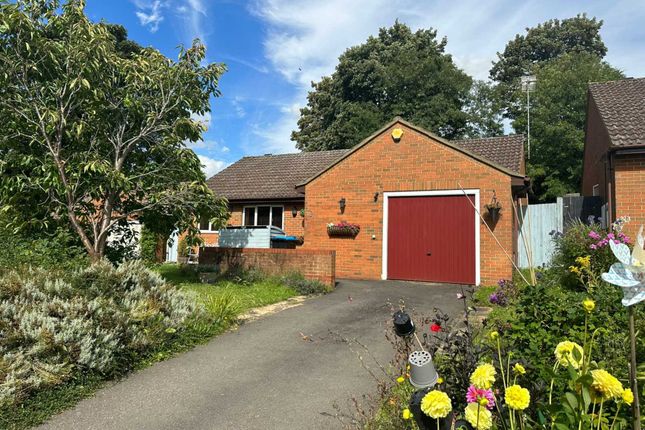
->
[[601, 226, 645, 307]]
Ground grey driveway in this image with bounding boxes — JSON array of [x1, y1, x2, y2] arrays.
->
[[40, 280, 464, 430]]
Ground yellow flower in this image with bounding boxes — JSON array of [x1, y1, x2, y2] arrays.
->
[[505, 385, 531, 410], [591, 369, 624, 400], [402, 408, 412, 420], [464, 402, 493, 430], [513, 363, 526, 375], [554, 341, 584, 369], [437, 377, 444, 384], [575, 255, 591, 268], [489, 331, 499, 341], [569, 265, 581, 275], [479, 398, 489, 407], [396, 376, 405, 384], [622, 388, 634, 405], [582, 298, 595, 313], [421, 390, 452, 419], [470, 363, 496, 389]]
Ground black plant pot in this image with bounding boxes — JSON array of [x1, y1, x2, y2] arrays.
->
[[409, 389, 474, 430], [393, 310, 415, 337]]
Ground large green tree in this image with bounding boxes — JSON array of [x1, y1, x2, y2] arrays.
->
[[512, 53, 623, 200], [292, 22, 499, 151], [490, 14, 607, 85], [0, 0, 229, 261]]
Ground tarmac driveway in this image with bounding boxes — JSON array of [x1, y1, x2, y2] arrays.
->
[[40, 280, 464, 430]]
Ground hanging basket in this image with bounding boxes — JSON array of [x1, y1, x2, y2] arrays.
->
[[327, 223, 360, 237], [485, 204, 501, 223]]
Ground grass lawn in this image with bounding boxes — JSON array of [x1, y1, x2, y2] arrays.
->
[[154, 263, 298, 315]]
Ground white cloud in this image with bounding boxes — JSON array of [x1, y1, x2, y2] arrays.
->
[[198, 155, 228, 178], [231, 98, 247, 118], [221, 146, 230, 153], [134, 0, 165, 33], [250, 0, 645, 151], [176, 0, 208, 46]]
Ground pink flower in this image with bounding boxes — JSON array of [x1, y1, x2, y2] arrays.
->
[[466, 385, 495, 410], [588, 231, 601, 240]]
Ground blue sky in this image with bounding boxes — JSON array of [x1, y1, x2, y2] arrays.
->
[[85, 0, 645, 178]]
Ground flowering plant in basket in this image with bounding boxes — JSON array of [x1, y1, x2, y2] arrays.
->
[[327, 221, 360, 237]]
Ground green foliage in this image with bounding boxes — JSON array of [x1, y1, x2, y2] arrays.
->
[[0, 218, 87, 272], [139, 226, 160, 264], [485, 273, 644, 408], [513, 53, 623, 199], [551, 220, 629, 290], [490, 14, 607, 85], [292, 21, 499, 151], [202, 292, 241, 326], [0, 260, 206, 409], [279, 272, 331, 295], [0, 0, 228, 261], [177, 236, 189, 258]]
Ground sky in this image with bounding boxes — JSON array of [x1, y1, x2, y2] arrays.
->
[[84, 0, 645, 178]]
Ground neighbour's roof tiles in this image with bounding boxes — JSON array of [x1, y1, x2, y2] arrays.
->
[[206, 149, 350, 200], [207, 126, 525, 201], [453, 134, 525, 174], [589, 77, 645, 147]]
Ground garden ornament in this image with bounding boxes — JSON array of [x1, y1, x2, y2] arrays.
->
[[393, 310, 415, 337], [408, 350, 438, 388]]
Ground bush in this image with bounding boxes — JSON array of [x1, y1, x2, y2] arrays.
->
[[0, 260, 205, 408], [279, 272, 331, 295], [551, 219, 629, 290], [139, 226, 159, 264], [0, 221, 87, 273]]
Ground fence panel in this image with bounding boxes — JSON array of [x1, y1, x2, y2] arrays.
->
[[517, 201, 563, 268]]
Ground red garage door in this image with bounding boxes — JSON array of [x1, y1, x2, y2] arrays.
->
[[387, 195, 476, 284]]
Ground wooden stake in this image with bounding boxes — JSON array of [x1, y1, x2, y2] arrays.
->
[[457, 183, 532, 287], [629, 306, 641, 430]]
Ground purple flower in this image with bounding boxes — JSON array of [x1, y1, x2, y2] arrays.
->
[[607, 233, 615, 240], [590, 244, 597, 250], [489, 293, 500, 304], [588, 231, 601, 240], [466, 385, 496, 410]]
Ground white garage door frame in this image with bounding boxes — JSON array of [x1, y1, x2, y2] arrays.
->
[[381, 189, 481, 286]]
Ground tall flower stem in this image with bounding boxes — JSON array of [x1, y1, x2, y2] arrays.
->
[[608, 403, 622, 430], [548, 363, 559, 405], [497, 337, 507, 389], [596, 399, 604, 430], [437, 418, 440, 430]]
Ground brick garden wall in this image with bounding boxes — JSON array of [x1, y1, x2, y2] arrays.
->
[[199, 247, 335, 287], [302, 121, 516, 285]]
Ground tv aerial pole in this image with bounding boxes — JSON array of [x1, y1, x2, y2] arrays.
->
[[520, 75, 537, 159]]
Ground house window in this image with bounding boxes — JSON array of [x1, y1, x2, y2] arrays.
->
[[199, 216, 218, 232], [592, 184, 600, 197], [242, 205, 284, 229]]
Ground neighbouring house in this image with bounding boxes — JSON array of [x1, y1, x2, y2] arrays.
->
[[582, 77, 645, 238], [205, 118, 529, 285]]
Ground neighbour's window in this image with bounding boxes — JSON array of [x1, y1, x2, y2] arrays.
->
[[592, 184, 600, 197], [199, 216, 217, 232], [242, 206, 283, 229]]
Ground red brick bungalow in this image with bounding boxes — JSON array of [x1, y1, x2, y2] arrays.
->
[[205, 118, 528, 285], [582, 77, 645, 239]]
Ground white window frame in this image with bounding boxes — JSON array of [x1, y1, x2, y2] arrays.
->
[[199, 217, 218, 233], [381, 189, 481, 286], [592, 184, 600, 197], [242, 205, 285, 229]]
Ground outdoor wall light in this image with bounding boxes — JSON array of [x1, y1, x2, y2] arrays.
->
[[338, 197, 346, 213], [291, 207, 298, 217]]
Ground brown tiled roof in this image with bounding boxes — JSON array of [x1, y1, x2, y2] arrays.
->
[[453, 135, 525, 174], [208, 120, 525, 201], [206, 150, 350, 201], [589, 78, 645, 147]]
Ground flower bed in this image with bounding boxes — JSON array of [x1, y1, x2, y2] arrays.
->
[[327, 222, 360, 237]]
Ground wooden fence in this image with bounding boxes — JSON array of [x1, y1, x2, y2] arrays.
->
[[517, 196, 604, 268]]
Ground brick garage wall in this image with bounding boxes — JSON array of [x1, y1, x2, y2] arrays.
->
[[582, 96, 612, 198], [613, 154, 645, 239], [199, 247, 335, 287], [302, 122, 515, 285]]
